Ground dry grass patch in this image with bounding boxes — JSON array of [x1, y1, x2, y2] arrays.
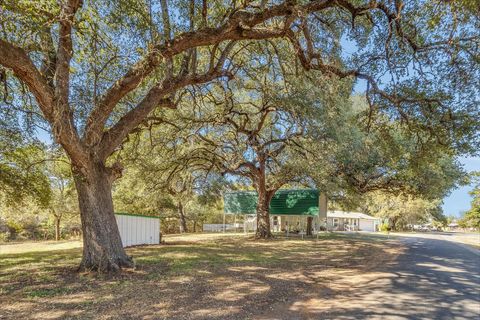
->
[[0, 233, 403, 319]]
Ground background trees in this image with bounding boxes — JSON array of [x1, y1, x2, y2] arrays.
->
[[361, 192, 445, 231], [45, 154, 78, 241], [0, 113, 51, 208], [459, 172, 480, 229], [0, 142, 51, 209], [0, 144, 80, 242], [112, 121, 227, 234]]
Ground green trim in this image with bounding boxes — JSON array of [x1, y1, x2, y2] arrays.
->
[[115, 212, 160, 219]]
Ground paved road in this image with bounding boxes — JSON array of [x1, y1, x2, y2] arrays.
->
[[328, 233, 480, 319], [394, 232, 480, 251]]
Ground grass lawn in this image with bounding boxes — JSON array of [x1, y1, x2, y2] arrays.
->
[[0, 233, 402, 320], [0, 240, 82, 255]]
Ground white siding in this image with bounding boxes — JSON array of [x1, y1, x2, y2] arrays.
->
[[115, 214, 160, 247], [359, 219, 375, 232]]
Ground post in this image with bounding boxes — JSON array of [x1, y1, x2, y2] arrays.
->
[[319, 192, 328, 231], [244, 214, 247, 234], [306, 216, 313, 236], [223, 211, 226, 233]]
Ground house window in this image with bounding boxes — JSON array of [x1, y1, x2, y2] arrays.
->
[[333, 218, 339, 227]]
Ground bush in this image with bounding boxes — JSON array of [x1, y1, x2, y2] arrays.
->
[[379, 223, 390, 232], [0, 232, 9, 242], [160, 218, 181, 234], [18, 218, 43, 240], [6, 220, 22, 238], [64, 224, 82, 239]]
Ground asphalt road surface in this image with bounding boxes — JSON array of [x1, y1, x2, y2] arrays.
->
[[327, 233, 480, 319]]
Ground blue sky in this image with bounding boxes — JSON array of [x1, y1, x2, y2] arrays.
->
[[442, 156, 479, 217]]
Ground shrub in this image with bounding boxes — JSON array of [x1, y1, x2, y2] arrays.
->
[[379, 223, 390, 232], [18, 218, 43, 240], [0, 232, 9, 242], [6, 220, 22, 238]]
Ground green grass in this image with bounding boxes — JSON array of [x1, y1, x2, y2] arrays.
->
[[0, 240, 82, 255], [26, 287, 71, 298]]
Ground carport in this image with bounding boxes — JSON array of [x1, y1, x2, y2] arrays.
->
[[223, 189, 328, 234]]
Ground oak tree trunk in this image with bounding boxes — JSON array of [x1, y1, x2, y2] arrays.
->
[[390, 217, 397, 231], [256, 189, 272, 239], [178, 202, 188, 233], [73, 161, 133, 272]]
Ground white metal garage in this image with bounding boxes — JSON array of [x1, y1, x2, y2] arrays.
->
[[115, 213, 160, 247], [327, 211, 380, 232], [359, 218, 376, 232]]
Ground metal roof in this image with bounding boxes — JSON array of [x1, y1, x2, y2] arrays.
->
[[327, 210, 379, 220], [224, 189, 319, 216], [115, 212, 160, 219]]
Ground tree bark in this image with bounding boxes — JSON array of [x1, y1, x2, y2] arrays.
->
[[73, 161, 133, 272], [178, 202, 188, 233], [256, 188, 272, 238], [54, 216, 61, 241], [390, 217, 397, 231], [306, 216, 313, 236]]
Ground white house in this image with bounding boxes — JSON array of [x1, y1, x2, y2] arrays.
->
[[327, 210, 380, 232]]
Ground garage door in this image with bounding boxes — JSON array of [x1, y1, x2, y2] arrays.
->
[[359, 219, 374, 232]]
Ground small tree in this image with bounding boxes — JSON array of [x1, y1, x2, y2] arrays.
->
[[364, 192, 444, 231], [459, 172, 480, 229], [46, 154, 78, 240]]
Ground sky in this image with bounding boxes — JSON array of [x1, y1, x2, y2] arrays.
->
[[442, 156, 479, 217]]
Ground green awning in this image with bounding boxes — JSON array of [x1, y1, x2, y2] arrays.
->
[[223, 189, 319, 216]]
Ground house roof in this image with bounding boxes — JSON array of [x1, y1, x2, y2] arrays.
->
[[224, 189, 320, 216], [327, 210, 379, 220]]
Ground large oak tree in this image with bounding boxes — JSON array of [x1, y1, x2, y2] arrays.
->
[[176, 62, 351, 238], [0, 0, 478, 271]]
